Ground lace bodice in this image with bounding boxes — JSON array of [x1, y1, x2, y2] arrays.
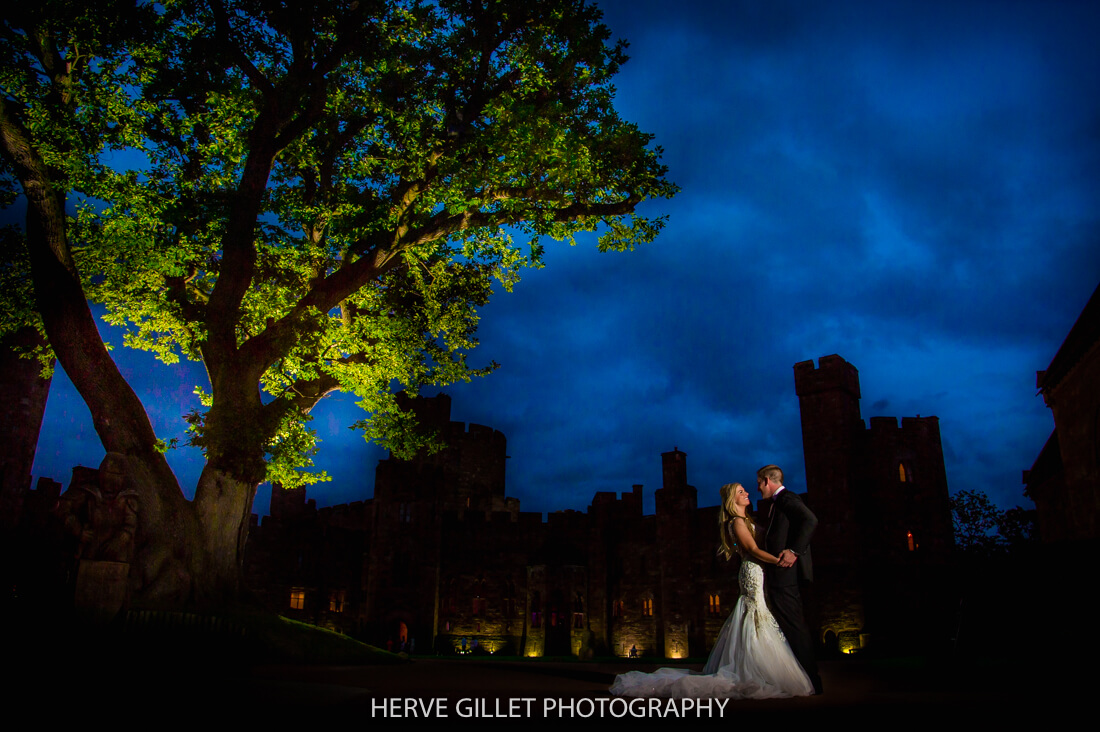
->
[[739, 558, 765, 601], [739, 560, 782, 637]]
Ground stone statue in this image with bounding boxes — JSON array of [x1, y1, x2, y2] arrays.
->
[[61, 452, 139, 563]]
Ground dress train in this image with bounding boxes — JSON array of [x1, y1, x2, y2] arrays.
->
[[609, 560, 813, 699]]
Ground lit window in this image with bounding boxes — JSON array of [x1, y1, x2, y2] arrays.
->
[[329, 590, 345, 612], [709, 593, 721, 614], [642, 598, 653, 617], [289, 589, 305, 610], [907, 531, 916, 551], [899, 463, 908, 482]]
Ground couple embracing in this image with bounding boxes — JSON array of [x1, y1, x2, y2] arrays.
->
[[611, 465, 823, 699]]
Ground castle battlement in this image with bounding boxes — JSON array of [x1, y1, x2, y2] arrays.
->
[[868, 416, 898, 430], [867, 415, 940, 433], [900, 415, 939, 430], [588, 484, 644, 519], [794, 354, 861, 399], [395, 393, 505, 448], [445, 420, 506, 442]]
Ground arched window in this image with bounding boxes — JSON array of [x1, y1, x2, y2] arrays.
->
[[899, 463, 909, 482]]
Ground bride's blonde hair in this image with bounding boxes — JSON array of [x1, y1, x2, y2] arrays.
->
[[718, 482, 756, 561]]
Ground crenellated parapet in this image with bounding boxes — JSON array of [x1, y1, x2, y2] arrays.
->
[[794, 354, 861, 399]]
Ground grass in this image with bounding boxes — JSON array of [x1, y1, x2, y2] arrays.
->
[[242, 613, 402, 665]]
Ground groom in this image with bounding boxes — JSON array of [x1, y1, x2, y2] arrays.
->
[[758, 464, 823, 694]]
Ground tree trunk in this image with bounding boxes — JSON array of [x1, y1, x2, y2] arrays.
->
[[122, 450, 196, 608], [192, 465, 259, 608]]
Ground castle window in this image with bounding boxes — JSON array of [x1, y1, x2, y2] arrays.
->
[[472, 597, 488, 616], [573, 612, 584, 628], [329, 589, 346, 612], [907, 531, 916, 551], [899, 463, 909, 482], [532, 611, 541, 628], [642, 598, 653, 617], [289, 589, 305, 610], [399, 502, 412, 522], [708, 593, 721, 614], [614, 600, 624, 618]]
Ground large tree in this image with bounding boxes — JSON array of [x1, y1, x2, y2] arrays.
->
[[0, 0, 675, 607]]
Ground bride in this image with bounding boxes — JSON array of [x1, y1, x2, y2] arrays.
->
[[610, 483, 814, 699]]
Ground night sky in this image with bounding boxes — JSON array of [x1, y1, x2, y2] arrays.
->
[[29, 0, 1100, 520]]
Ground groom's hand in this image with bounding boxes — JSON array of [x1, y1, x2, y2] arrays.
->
[[777, 549, 797, 568]]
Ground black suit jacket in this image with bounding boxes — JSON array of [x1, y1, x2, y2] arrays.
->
[[764, 489, 817, 587]]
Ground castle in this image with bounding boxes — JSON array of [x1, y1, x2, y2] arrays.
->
[[245, 392, 731, 657], [1, 344, 955, 654], [244, 355, 955, 656], [1025, 281, 1100, 544]]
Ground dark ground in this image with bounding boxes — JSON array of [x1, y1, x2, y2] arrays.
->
[[235, 654, 1066, 720], [8, 600, 1086, 724], [15, 650, 1075, 724]]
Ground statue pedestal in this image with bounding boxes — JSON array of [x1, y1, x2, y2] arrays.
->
[[74, 560, 130, 623]]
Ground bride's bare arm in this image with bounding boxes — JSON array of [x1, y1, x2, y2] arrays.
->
[[731, 517, 779, 564]]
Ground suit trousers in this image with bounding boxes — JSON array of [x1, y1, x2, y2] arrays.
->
[[768, 583, 823, 694]]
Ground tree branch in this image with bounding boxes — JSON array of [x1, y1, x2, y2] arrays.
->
[[0, 97, 181, 498], [210, 0, 275, 98]]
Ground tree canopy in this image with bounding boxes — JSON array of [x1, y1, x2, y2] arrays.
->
[[950, 489, 1037, 557], [0, 0, 675, 606]]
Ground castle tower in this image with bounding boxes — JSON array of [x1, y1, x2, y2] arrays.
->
[[794, 355, 954, 653], [655, 448, 700, 658], [367, 393, 508, 652], [794, 355, 863, 568]]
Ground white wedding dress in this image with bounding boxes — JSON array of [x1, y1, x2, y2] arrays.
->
[[610, 559, 814, 699]]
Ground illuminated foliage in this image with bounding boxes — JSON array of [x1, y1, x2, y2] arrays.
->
[[0, 1, 674, 604]]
